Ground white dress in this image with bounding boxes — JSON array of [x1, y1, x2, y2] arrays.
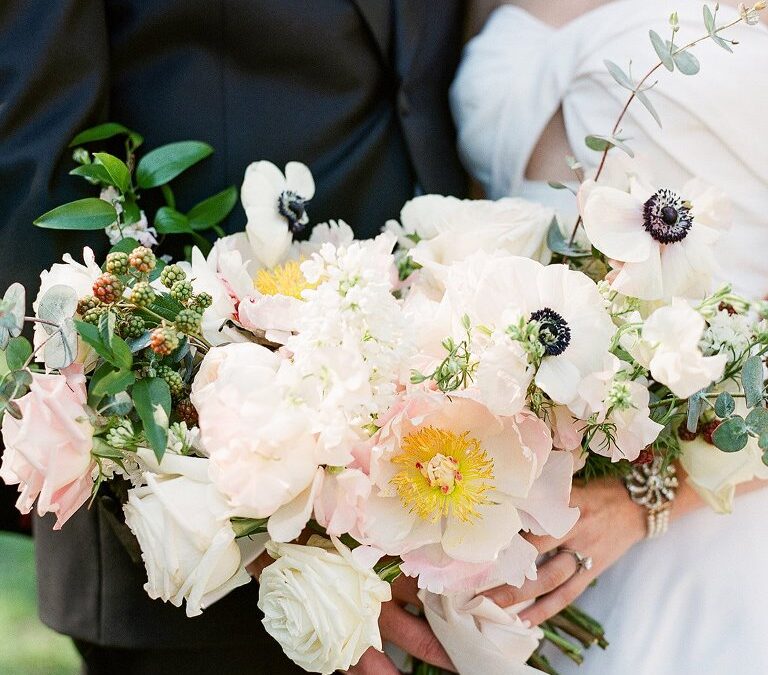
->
[[451, 2, 768, 674]]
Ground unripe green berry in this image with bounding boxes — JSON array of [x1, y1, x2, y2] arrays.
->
[[106, 251, 130, 276], [128, 246, 157, 273], [82, 306, 107, 325], [160, 264, 186, 289], [118, 314, 146, 339], [129, 281, 156, 308], [157, 365, 185, 399], [175, 308, 202, 334], [170, 280, 194, 303], [77, 295, 101, 316], [150, 325, 181, 356], [192, 292, 213, 310]]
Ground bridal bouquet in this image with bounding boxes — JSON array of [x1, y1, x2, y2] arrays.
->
[[2, 4, 767, 675]]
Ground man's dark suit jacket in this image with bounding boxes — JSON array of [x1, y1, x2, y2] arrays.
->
[[0, 0, 467, 661]]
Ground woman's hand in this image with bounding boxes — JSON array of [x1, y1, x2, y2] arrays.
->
[[483, 477, 647, 625]]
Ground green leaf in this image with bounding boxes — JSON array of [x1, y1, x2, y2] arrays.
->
[[93, 153, 131, 193], [34, 198, 117, 231], [546, 218, 591, 258], [230, 517, 269, 538], [5, 336, 32, 371], [547, 181, 577, 194], [133, 378, 172, 461], [142, 295, 185, 323], [703, 5, 715, 33], [686, 390, 705, 433], [635, 88, 662, 128], [712, 416, 750, 452], [136, 141, 213, 189], [154, 207, 191, 234], [92, 437, 125, 460], [91, 367, 136, 400], [110, 336, 133, 371], [188, 186, 238, 230], [0, 283, 26, 348], [0, 369, 33, 403], [74, 320, 114, 363], [711, 33, 734, 52], [672, 50, 700, 75], [123, 198, 141, 226], [649, 30, 675, 71], [98, 311, 117, 350], [742, 355, 764, 408], [714, 391, 736, 418], [585, 135, 634, 157], [109, 237, 140, 256], [745, 407, 768, 436], [760, 432, 768, 452], [69, 122, 136, 147], [604, 60, 635, 90], [69, 163, 113, 185]]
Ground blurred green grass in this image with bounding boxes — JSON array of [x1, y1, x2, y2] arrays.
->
[[0, 532, 80, 675]]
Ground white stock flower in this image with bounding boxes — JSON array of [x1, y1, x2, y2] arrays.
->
[[100, 187, 158, 247], [242, 160, 315, 269], [123, 450, 259, 617], [258, 537, 391, 675], [580, 177, 730, 300], [643, 300, 727, 398], [701, 309, 753, 364]]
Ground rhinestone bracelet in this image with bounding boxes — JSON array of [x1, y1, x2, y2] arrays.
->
[[623, 457, 678, 539]]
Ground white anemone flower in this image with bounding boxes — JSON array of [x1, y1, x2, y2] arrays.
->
[[580, 177, 730, 301], [241, 161, 315, 269]]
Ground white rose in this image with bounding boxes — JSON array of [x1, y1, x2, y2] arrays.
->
[[123, 449, 261, 617], [680, 393, 768, 513], [388, 194, 553, 270], [258, 537, 391, 674]]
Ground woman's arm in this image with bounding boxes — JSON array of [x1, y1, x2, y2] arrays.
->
[[483, 470, 768, 625]]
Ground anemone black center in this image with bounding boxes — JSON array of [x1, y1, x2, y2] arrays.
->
[[278, 190, 309, 233], [642, 189, 693, 244], [530, 307, 571, 357]]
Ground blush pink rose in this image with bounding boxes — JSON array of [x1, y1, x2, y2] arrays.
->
[[0, 367, 95, 529]]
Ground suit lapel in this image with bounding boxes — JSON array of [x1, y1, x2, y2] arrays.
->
[[394, 0, 428, 78], [350, 0, 392, 63]]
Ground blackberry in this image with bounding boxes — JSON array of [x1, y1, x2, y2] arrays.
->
[[93, 273, 124, 304], [191, 292, 213, 310], [82, 306, 107, 325], [170, 280, 194, 303], [119, 314, 146, 339], [175, 308, 202, 334], [128, 246, 157, 273], [77, 295, 101, 316], [157, 365, 185, 399], [175, 398, 199, 427], [150, 325, 181, 356], [160, 264, 186, 289], [129, 281, 156, 308], [105, 251, 130, 276]]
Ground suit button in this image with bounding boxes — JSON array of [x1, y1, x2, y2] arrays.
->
[[398, 90, 411, 117]]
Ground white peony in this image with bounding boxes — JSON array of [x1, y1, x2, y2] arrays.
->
[[642, 300, 727, 398], [258, 536, 391, 675], [123, 449, 260, 617], [580, 176, 730, 301]]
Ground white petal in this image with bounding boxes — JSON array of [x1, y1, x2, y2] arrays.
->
[[442, 496, 523, 563], [610, 245, 664, 300], [535, 356, 581, 406], [582, 187, 650, 262], [267, 469, 323, 542], [241, 161, 285, 209], [285, 162, 315, 199], [245, 208, 293, 269]]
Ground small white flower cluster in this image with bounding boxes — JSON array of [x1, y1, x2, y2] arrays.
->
[[701, 309, 754, 363]]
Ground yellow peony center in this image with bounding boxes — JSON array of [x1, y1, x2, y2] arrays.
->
[[254, 260, 316, 300], [391, 427, 495, 523]]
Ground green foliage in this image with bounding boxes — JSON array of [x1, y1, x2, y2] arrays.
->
[[187, 186, 238, 230], [649, 30, 675, 70], [34, 198, 117, 231], [69, 121, 143, 148], [714, 391, 736, 418], [0, 283, 25, 349], [136, 140, 213, 189], [93, 152, 132, 193], [712, 416, 749, 452], [546, 219, 591, 258], [742, 355, 764, 408], [585, 134, 634, 157], [4, 336, 32, 371], [133, 377, 172, 461]]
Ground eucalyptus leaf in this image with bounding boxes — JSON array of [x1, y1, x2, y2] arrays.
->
[[649, 30, 675, 71], [686, 390, 705, 433], [635, 89, 662, 128], [93, 153, 131, 193], [547, 181, 577, 194], [714, 391, 736, 419], [546, 219, 591, 258], [672, 50, 700, 75], [742, 355, 764, 408], [745, 407, 768, 435], [760, 432, 768, 452], [44, 316, 78, 369], [712, 416, 749, 452], [703, 5, 715, 33], [604, 59, 635, 90], [133, 377, 172, 461], [99, 392, 133, 416], [5, 336, 32, 371], [585, 134, 634, 157], [136, 141, 213, 189], [69, 122, 137, 147], [710, 33, 734, 52], [37, 285, 77, 327], [0, 369, 33, 403], [188, 186, 238, 231], [34, 198, 117, 231], [0, 283, 26, 348]]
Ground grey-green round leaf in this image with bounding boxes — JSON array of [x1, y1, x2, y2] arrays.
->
[[745, 407, 768, 435], [44, 317, 79, 369], [673, 50, 700, 75], [0, 283, 26, 347], [37, 285, 78, 327], [714, 391, 736, 418], [712, 416, 750, 453]]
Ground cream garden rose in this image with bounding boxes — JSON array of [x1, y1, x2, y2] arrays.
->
[[123, 450, 258, 617], [258, 536, 391, 675]]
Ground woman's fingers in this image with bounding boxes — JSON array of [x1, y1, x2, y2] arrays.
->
[[524, 532, 563, 555], [379, 601, 456, 672], [482, 550, 579, 608], [345, 647, 400, 675], [518, 571, 590, 626], [391, 574, 422, 608]]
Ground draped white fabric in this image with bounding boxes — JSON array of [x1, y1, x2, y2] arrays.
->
[[451, 0, 768, 297], [451, 2, 768, 673]]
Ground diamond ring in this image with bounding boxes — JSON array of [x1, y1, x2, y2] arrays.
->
[[559, 548, 593, 573]]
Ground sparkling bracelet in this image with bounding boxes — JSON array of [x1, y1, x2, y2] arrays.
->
[[623, 457, 678, 539]]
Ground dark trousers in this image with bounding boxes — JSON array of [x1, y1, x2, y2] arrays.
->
[[73, 639, 288, 675]]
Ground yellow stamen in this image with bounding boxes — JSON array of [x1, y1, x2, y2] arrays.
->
[[254, 260, 317, 300], [391, 427, 494, 523]]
